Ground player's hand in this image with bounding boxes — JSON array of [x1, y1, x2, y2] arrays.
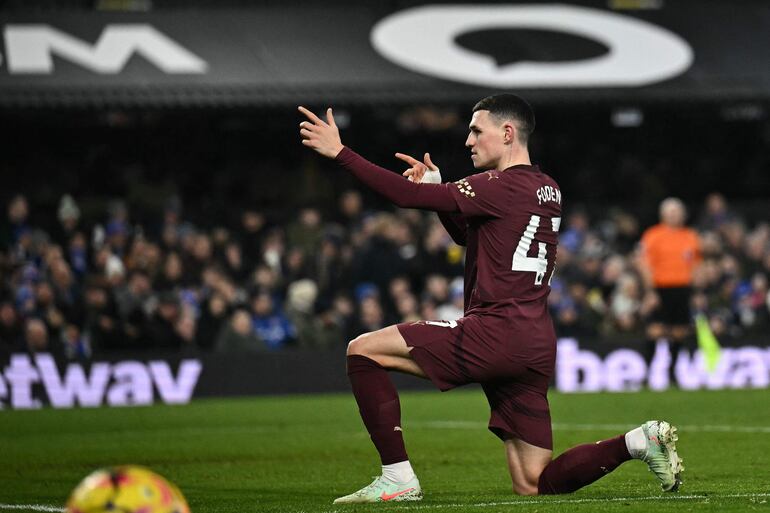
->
[[395, 152, 441, 184], [298, 106, 344, 159]]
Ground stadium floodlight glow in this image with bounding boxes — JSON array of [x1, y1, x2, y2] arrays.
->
[[371, 4, 693, 88], [611, 107, 644, 127]]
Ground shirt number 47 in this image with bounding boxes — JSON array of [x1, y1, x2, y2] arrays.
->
[[512, 215, 560, 285]]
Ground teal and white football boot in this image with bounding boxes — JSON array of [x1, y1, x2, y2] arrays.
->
[[640, 420, 684, 492]]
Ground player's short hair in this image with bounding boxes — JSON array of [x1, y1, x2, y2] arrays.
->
[[472, 94, 535, 145]]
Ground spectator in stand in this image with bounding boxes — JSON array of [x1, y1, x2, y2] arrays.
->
[[240, 209, 267, 261], [251, 289, 295, 350], [313, 294, 356, 348], [607, 273, 644, 335], [176, 310, 197, 347], [0, 301, 23, 354], [560, 209, 590, 254], [1, 190, 768, 354], [67, 232, 89, 278], [216, 308, 266, 352], [639, 197, 701, 369], [418, 217, 463, 278], [105, 220, 130, 257], [698, 193, 735, 231], [548, 278, 579, 335], [33, 280, 67, 341], [386, 276, 412, 319], [355, 295, 386, 335], [337, 190, 365, 237], [83, 281, 124, 352], [223, 239, 250, 283], [287, 207, 324, 259], [394, 292, 421, 323], [2, 194, 30, 251], [196, 293, 232, 350], [350, 213, 410, 292], [742, 227, 769, 277], [24, 318, 52, 355], [146, 291, 186, 349], [436, 277, 464, 321], [315, 230, 346, 306], [260, 228, 286, 281], [61, 322, 89, 360], [286, 279, 319, 348], [743, 273, 770, 332], [423, 274, 449, 307], [284, 247, 310, 284], [719, 219, 746, 257], [53, 195, 81, 249], [187, 232, 213, 285], [115, 270, 153, 345], [604, 209, 640, 255], [157, 251, 185, 292]]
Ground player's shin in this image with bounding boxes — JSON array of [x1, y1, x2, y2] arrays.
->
[[346, 355, 412, 479], [537, 435, 631, 494]]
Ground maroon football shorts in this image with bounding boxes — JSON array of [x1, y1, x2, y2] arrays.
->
[[397, 315, 554, 450]]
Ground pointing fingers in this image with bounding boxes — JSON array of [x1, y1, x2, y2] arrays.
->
[[395, 152, 420, 166], [326, 107, 337, 127], [424, 152, 437, 170], [298, 106, 326, 127]]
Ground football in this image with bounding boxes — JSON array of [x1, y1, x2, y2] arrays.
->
[[66, 466, 189, 513]]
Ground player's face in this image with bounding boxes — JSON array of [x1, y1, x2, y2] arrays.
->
[[465, 110, 506, 170]]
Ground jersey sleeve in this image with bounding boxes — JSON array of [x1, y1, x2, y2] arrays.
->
[[335, 147, 459, 212], [448, 171, 508, 218]]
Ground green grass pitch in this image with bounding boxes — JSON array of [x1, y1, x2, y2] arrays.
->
[[1, 388, 769, 512]]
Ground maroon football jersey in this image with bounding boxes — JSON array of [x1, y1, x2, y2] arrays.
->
[[447, 165, 562, 373], [333, 148, 561, 375]]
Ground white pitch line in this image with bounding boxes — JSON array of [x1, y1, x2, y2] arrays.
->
[[415, 421, 770, 433], [321, 492, 770, 512], [6, 492, 769, 513], [0, 505, 64, 512]]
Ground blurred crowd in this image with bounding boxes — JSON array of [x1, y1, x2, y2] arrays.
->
[[1, 190, 768, 359], [551, 194, 770, 341]]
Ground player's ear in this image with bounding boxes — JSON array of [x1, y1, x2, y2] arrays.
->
[[503, 122, 515, 145]]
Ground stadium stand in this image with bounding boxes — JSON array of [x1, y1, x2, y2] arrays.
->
[[1, 186, 768, 358]]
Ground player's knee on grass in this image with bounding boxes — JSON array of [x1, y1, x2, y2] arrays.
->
[[505, 438, 551, 496], [511, 463, 543, 496], [511, 477, 539, 496]]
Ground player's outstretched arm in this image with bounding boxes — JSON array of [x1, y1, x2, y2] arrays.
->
[[298, 106, 458, 213]]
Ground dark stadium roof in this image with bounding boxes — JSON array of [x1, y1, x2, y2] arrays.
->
[[1, 1, 768, 108]]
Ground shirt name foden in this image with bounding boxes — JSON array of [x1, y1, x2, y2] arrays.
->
[[536, 185, 561, 205]]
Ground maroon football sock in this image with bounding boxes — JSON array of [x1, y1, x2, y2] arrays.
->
[[538, 435, 632, 494], [346, 355, 408, 465]]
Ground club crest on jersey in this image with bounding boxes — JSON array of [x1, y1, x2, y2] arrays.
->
[[455, 178, 475, 198]]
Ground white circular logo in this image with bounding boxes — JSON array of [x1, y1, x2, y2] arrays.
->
[[371, 4, 693, 88]]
